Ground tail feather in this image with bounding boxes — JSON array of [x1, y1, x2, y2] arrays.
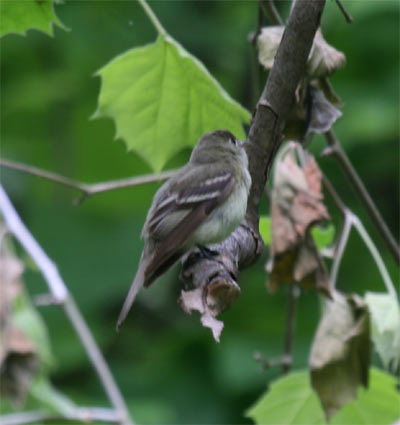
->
[[116, 254, 147, 331]]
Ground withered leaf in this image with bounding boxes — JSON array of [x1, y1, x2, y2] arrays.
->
[[257, 27, 346, 79], [179, 275, 240, 342], [267, 149, 331, 296], [0, 253, 38, 404], [310, 292, 370, 420], [308, 86, 342, 134], [308, 30, 346, 79], [284, 83, 342, 142]]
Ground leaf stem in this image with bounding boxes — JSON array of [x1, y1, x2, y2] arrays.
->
[[137, 0, 167, 38], [282, 285, 299, 374], [351, 213, 397, 299], [329, 208, 352, 288]]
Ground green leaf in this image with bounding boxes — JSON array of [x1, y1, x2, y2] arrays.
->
[[94, 35, 250, 171], [0, 0, 66, 38], [311, 224, 335, 250], [246, 370, 326, 425], [29, 375, 78, 416], [259, 215, 271, 245], [13, 285, 54, 369], [246, 368, 400, 425], [364, 292, 400, 371], [331, 368, 400, 425]]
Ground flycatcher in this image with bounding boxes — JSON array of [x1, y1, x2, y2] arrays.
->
[[117, 129, 251, 330]]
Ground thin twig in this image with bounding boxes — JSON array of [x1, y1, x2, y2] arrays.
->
[[0, 158, 175, 204], [0, 185, 133, 425], [282, 285, 299, 374], [351, 213, 397, 299], [254, 352, 292, 370], [260, 0, 284, 26], [249, 2, 263, 108], [0, 407, 121, 425], [321, 174, 346, 214], [329, 208, 352, 288], [322, 130, 400, 266], [334, 0, 353, 23]]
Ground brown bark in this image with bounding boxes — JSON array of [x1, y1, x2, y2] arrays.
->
[[180, 0, 326, 317]]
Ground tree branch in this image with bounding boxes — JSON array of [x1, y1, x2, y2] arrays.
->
[[0, 158, 175, 204], [322, 130, 400, 265], [180, 0, 325, 324], [0, 408, 121, 425], [0, 185, 133, 425]]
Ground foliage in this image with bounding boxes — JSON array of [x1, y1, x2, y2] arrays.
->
[[0, 0, 66, 38], [246, 367, 400, 425], [0, 244, 77, 416], [95, 34, 250, 172], [0, 0, 398, 424], [365, 292, 400, 371]]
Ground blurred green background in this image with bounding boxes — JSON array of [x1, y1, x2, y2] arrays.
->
[[1, 1, 399, 423]]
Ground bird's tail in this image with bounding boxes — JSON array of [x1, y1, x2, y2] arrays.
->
[[116, 250, 148, 331]]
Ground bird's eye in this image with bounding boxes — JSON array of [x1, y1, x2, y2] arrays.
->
[[229, 136, 237, 146]]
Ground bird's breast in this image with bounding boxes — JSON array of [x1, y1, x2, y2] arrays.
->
[[191, 176, 249, 246]]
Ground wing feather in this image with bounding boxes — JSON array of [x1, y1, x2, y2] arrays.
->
[[142, 169, 235, 287]]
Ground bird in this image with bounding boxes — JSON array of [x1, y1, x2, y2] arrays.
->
[[116, 129, 252, 330]]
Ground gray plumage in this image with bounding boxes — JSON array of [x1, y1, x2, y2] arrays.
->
[[117, 130, 251, 330]]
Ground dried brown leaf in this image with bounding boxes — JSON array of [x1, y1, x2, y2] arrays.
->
[[308, 30, 346, 79], [257, 27, 346, 79], [267, 150, 331, 296], [310, 292, 370, 420], [179, 278, 240, 342]]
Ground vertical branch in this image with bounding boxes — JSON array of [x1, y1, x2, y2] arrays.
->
[[0, 185, 133, 425]]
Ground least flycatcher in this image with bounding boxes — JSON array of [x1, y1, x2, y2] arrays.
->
[[117, 129, 251, 330]]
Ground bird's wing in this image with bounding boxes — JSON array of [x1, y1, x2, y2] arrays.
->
[[143, 168, 235, 286]]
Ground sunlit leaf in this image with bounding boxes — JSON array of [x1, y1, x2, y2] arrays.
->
[[246, 368, 399, 425], [259, 216, 271, 245], [94, 35, 250, 171], [331, 367, 400, 425], [0, 0, 66, 38], [311, 223, 335, 250], [364, 292, 400, 371], [310, 292, 370, 420], [246, 370, 325, 425]]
